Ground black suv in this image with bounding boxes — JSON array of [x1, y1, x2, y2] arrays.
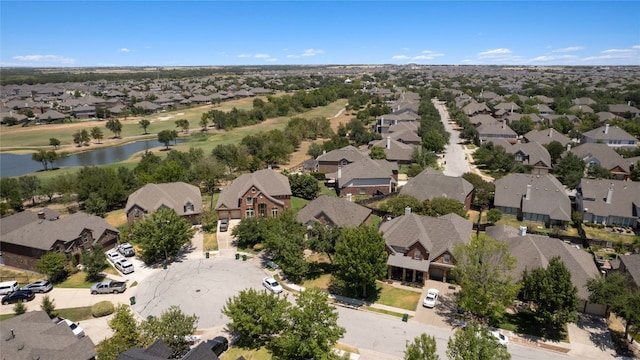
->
[[206, 336, 229, 356]]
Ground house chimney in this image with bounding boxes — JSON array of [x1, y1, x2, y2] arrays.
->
[[604, 123, 609, 134], [525, 184, 532, 200], [629, 101, 631, 106], [337, 166, 342, 179], [386, 136, 391, 149], [549, 128, 553, 137], [322, 150, 326, 155], [567, 144, 571, 152], [606, 186, 613, 204], [510, 104, 514, 114], [267, 164, 272, 170], [519, 226, 527, 236], [346, 193, 352, 202], [37, 210, 45, 220], [405, 206, 411, 216]]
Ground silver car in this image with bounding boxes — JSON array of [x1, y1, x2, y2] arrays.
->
[[22, 280, 53, 293]]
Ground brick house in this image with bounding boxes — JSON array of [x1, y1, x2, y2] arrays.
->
[[125, 182, 203, 225], [331, 158, 398, 197]]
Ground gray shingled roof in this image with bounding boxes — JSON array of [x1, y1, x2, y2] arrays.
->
[[316, 145, 366, 162], [570, 143, 630, 173], [507, 142, 552, 170], [478, 122, 518, 138], [0, 311, 96, 360], [335, 158, 398, 187], [582, 125, 637, 142], [486, 225, 601, 300], [216, 169, 291, 211], [524, 128, 571, 147], [368, 137, 415, 162], [619, 254, 640, 288], [494, 174, 570, 222], [400, 168, 473, 204], [296, 195, 372, 228], [578, 178, 640, 219], [379, 213, 472, 259], [0, 212, 119, 251], [126, 182, 203, 216]]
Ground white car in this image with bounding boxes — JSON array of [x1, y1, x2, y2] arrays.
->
[[54, 317, 85, 338], [491, 330, 509, 347], [262, 277, 283, 294], [114, 258, 134, 275], [106, 251, 122, 264], [423, 288, 439, 308]]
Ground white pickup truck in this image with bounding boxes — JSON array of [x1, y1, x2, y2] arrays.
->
[[90, 280, 127, 294]]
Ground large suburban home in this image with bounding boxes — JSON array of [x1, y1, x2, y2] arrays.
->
[[380, 212, 473, 284], [477, 121, 518, 144], [494, 173, 571, 228], [581, 124, 638, 148], [0, 210, 119, 271], [216, 168, 292, 220], [316, 145, 367, 174], [368, 137, 415, 164], [576, 178, 640, 229], [296, 195, 373, 228], [505, 141, 553, 175], [375, 112, 419, 133], [570, 143, 630, 180], [331, 158, 398, 197], [0, 311, 97, 360], [524, 128, 571, 147], [125, 182, 203, 225], [463, 102, 491, 117], [609, 103, 640, 118], [617, 254, 640, 288], [486, 225, 605, 316], [399, 168, 474, 210]]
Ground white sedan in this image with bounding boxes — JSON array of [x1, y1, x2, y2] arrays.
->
[[262, 277, 283, 294], [423, 288, 439, 308], [491, 330, 509, 347], [106, 251, 122, 264]]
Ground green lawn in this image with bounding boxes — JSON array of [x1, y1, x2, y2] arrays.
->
[[376, 283, 422, 311], [0, 305, 94, 322], [56, 271, 94, 288], [290, 197, 309, 213], [582, 225, 639, 244], [495, 312, 569, 342], [221, 346, 272, 360]]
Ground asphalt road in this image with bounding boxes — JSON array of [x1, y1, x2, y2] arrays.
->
[[432, 99, 471, 177]]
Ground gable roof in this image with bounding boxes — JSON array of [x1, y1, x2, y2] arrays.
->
[[582, 125, 637, 142], [506, 141, 552, 170], [335, 158, 397, 186], [216, 169, 291, 210], [400, 168, 473, 204], [0, 311, 96, 360], [494, 173, 570, 221], [524, 128, 571, 147], [380, 213, 472, 258], [577, 178, 640, 219], [570, 143, 630, 173], [619, 254, 640, 288], [368, 137, 415, 162], [126, 182, 203, 216], [316, 145, 366, 163], [296, 195, 372, 228]]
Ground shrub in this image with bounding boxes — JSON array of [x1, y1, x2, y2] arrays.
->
[[14, 302, 27, 315], [92, 300, 115, 317]]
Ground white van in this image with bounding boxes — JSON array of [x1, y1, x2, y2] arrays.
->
[[0, 280, 19, 295]]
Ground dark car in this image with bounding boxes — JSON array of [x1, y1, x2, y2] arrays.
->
[[219, 219, 229, 232], [2, 290, 35, 305], [206, 336, 229, 356]]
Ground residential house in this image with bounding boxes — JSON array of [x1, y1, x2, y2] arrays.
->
[[368, 136, 415, 164], [215, 169, 292, 220], [380, 212, 473, 284], [469, 114, 498, 126], [524, 128, 571, 147], [388, 126, 422, 145], [477, 121, 518, 144], [133, 101, 161, 114], [0, 210, 119, 271], [576, 178, 640, 228], [375, 112, 419, 133], [572, 97, 596, 106], [463, 102, 491, 117], [581, 124, 638, 148], [126, 182, 203, 225], [504, 113, 544, 127], [569, 104, 594, 114], [494, 173, 571, 228], [609, 103, 640, 118], [296, 195, 372, 228], [570, 143, 630, 180], [117, 338, 219, 360], [505, 141, 553, 174], [330, 158, 398, 197], [486, 225, 605, 316], [38, 109, 66, 122], [617, 254, 640, 288], [72, 104, 96, 118], [400, 168, 474, 210], [316, 145, 367, 173], [0, 311, 97, 360]]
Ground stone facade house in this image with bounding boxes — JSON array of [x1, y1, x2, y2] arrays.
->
[[296, 195, 372, 228], [125, 182, 203, 225]]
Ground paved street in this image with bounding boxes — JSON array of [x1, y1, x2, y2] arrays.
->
[[432, 99, 470, 177]]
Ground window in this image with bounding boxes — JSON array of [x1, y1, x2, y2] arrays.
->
[[258, 203, 267, 217], [82, 233, 89, 243], [443, 254, 450, 263], [133, 209, 140, 217], [245, 209, 254, 218], [272, 207, 278, 217], [184, 202, 194, 213], [414, 250, 421, 260], [359, 188, 366, 195], [246, 197, 253, 205]]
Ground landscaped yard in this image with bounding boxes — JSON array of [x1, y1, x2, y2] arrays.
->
[[56, 271, 95, 288], [582, 225, 640, 244], [0, 267, 43, 286], [221, 346, 272, 360]]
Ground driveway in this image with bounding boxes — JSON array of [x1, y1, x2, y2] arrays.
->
[[412, 280, 460, 329], [567, 314, 617, 359]]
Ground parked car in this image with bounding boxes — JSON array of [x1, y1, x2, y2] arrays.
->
[[262, 276, 283, 294], [117, 243, 135, 257], [423, 288, 439, 308], [2, 289, 35, 305], [205, 336, 229, 356], [53, 317, 85, 338], [90, 280, 127, 294], [219, 219, 229, 232], [22, 280, 53, 293], [0, 280, 20, 295], [106, 250, 122, 264], [490, 330, 509, 347], [114, 258, 134, 275]]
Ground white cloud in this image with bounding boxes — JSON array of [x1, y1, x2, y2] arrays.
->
[[237, 54, 252, 58], [602, 48, 633, 54], [552, 46, 584, 53], [633, 45, 640, 50], [301, 48, 324, 57], [119, 48, 132, 53], [477, 48, 512, 59], [12, 54, 76, 64], [236, 53, 277, 62], [392, 55, 409, 60], [254, 54, 271, 58], [412, 50, 444, 60]]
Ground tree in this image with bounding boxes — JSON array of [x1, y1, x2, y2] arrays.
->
[[106, 118, 123, 138], [630, 160, 640, 181], [269, 288, 345, 360], [334, 225, 388, 298], [32, 149, 51, 171], [446, 322, 511, 360], [35, 252, 67, 283], [307, 142, 324, 159], [91, 126, 104, 143], [588, 272, 640, 340], [222, 288, 289, 348], [0, 177, 23, 213], [3, 116, 18, 126], [75, 167, 127, 209], [129, 208, 196, 264], [84, 193, 108, 217], [261, 212, 309, 283], [18, 175, 40, 206], [175, 119, 190, 133], [586, 164, 613, 179], [544, 141, 565, 165], [287, 173, 320, 200], [191, 156, 226, 209], [554, 153, 585, 189], [97, 305, 141, 360], [308, 222, 341, 263], [231, 216, 263, 249], [521, 257, 578, 336], [40, 295, 57, 318], [404, 333, 440, 360], [139, 119, 151, 134], [13, 302, 27, 315], [158, 130, 175, 150], [199, 112, 209, 131], [422, 197, 468, 218], [422, 129, 446, 153], [509, 117, 534, 136], [84, 244, 107, 282], [382, 194, 423, 216], [453, 234, 519, 322], [49, 137, 61, 149], [139, 305, 198, 356], [370, 145, 387, 160], [552, 117, 574, 134], [486, 208, 502, 224]]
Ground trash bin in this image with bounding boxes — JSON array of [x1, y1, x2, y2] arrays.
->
[[242, 254, 247, 261], [205, 252, 209, 259], [402, 313, 408, 322], [235, 253, 240, 260], [162, 263, 167, 270], [129, 296, 136, 305]]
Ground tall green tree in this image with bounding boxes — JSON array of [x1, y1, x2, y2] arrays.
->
[[370, 146, 387, 160], [91, 126, 104, 143], [75, 167, 127, 209], [175, 119, 190, 133], [486, 208, 502, 224], [84, 244, 107, 282], [308, 222, 341, 264], [422, 129, 446, 153], [588, 272, 640, 340], [97, 305, 142, 360], [157, 130, 175, 150], [106, 118, 123, 138], [404, 333, 440, 360], [382, 194, 423, 216], [262, 211, 308, 283], [139, 305, 198, 356], [18, 175, 40, 206], [191, 156, 226, 209], [554, 153, 585, 189], [521, 257, 579, 336], [422, 197, 468, 218], [49, 137, 61, 149], [129, 208, 196, 264], [0, 177, 23, 213], [334, 225, 388, 298], [446, 322, 511, 360], [453, 234, 519, 322], [544, 141, 566, 165], [199, 112, 209, 131], [35, 252, 67, 283], [269, 288, 345, 360], [139, 119, 151, 134], [287, 173, 320, 200], [586, 164, 613, 179]]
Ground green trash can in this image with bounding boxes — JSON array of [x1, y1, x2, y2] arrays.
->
[[242, 254, 247, 261], [205, 252, 209, 259], [129, 296, 136, 305], [163, 263, 167, 270], [235, 253, 240, 260], [402, 313, 408, 322]]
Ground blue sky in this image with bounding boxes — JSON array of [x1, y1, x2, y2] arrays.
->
[[1, 1, 639, 67]]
